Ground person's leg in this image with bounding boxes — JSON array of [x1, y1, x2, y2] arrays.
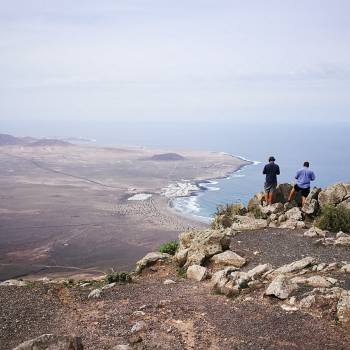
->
[[288, 187, 296, 202], [301, 196, 306, 207], [269, 191, 274, 205], [264, 192, 269, 205]]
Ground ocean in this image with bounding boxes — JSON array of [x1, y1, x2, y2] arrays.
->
[[2, 120, 350, 221]]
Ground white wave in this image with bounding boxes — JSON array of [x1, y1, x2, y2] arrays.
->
[[207, 186, 220, 191], [232, 174, 245, 178]]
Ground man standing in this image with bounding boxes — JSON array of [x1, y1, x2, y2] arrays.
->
[[288, 161, 316, 206], [263, 156, 280, 205]]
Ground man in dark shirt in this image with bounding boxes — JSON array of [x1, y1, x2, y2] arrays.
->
[[263, 156, 280, 205]]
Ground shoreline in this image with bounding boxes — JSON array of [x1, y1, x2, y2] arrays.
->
[[167, 155, 255, 223]]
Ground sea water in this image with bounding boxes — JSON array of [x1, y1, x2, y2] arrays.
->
[[3, 120, 350, 221]]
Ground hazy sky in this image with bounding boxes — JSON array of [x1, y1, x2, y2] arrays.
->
[[1, 0, 350, 122]]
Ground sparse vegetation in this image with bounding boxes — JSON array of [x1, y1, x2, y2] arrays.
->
[[211, 203, 246, 228], [159, 240, 179, 255], [252, 206, 265, 219], [176, 266, 187, 278], [105, 271, 132, 284], [315, 204, 350, 233]]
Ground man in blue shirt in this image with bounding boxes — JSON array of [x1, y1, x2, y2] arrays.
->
[[288, 161, 316, 206]]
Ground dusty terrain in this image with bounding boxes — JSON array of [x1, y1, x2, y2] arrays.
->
[[1, 228, 350, 350], [0, 144, 247, 280]]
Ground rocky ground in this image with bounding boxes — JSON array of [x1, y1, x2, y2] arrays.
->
[[1, 228, 350, 350]]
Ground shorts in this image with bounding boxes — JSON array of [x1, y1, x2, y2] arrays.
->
[[294, 184, 310, 197], [264, 182, 277, 193]]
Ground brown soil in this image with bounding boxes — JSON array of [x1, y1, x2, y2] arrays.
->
[[1, 228, 350, 350]]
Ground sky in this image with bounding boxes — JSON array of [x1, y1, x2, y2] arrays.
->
[[0, 0, 350, 122]]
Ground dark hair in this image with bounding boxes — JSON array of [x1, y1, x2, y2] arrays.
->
[[304, 161, 310, 167], [269, 156, 275, 162]]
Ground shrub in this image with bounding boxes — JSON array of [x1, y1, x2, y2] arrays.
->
[[211, 203, 246, 229], [315, 204, 350, 233], [176, 266, 187, 278], [252, 206, 265, 219], [159, 240, 179, 255], [105, 271, 132, 284]]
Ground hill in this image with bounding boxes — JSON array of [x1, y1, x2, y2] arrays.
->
[[149, 153, 186, 161], [0, 134, 25, 145]]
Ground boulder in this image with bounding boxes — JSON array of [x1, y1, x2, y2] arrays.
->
[[175, 229, 231, 267], [210, 250, 246, 268], [88, 288, 102, 299], [290, 275, 335, 288], [334, 236, 350, 246], [135, 252, 171, 273], [318, 183, 349, 208], [304, 226, 327, 238], [260, 203, 284, 216], [187, 265, 208, 281], [247, 264, 273, 279], [340, 264, 350, 273], [274, 183, 293, 203], [231, 215, 268, 231], [13, 334, 83, 350], [285, 207, 303, 221], [302, 187, 321, 215], [269, 257, 317, 278], [131, 321, 147, 333], [265, 275, 298, 299], [337, 290, 350, 324], [247, 192, 264, 212]]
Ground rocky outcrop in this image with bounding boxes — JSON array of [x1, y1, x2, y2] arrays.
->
[[230, 215, 268, 231], [265, 275, 298, 299], [175, 229, 231, 267], [318, 183, 350, 208], [302, 187, 321, 216], [13, 334, 83, 350], [0, 279, 27, 287], [135, 252, 171, 273]]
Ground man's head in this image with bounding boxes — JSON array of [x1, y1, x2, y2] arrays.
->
[[268, 156, 276, 162], [304, 161, 310, 167]]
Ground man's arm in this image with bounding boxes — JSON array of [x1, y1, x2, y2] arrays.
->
[[295, 170, 300, 180], [263, 165, 267, 174], [276, 165, 280, 175], [311, 171, 316, 181]]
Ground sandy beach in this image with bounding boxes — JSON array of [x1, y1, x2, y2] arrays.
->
[[0, 143, 249, 280]]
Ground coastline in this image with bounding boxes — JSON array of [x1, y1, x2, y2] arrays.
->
[[166, 155, 255, 223]]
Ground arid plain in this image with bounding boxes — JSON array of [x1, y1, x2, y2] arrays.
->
[[0, 143, 248, 280]]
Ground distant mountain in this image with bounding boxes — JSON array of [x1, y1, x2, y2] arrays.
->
[[0, 134, 25, 145], [30, 139, 71, 147], [0, 134, 72, 147], [149, 153, 186, 161]]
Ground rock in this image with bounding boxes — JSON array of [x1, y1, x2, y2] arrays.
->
[[337, 290, 350, 324], [113, 345, 132, 350], [13, 334, 83, 350], [318, 183, 349, 208], [274, 183, 293, 203], [265, 275, 298, 299], [334, 236, 350, 246], [176, 229, 231, 267], [279, 220, 299, 229], [0, 279, 27, 287], [278, 214, 287, 223], [340, 197, 350, 210], [285, 207, 303, 221], [269, 257, 317, 278], [231, 215, 268, 231], [128, 334, 142, 344], [261, 203, 284, 216], [247, 264, 273, 279], [163, 279, 176, 285], [102, 283, 116, 290], [247, 192, 264, 212], [135, 252, 171, 273], [186, 265, 208, 281], [230, 271, 250, 289], [302, 187, 321, 216], [132, 310, 146, 317], [88, 288, 102, 299], [304, 226, 327, 238], [336, 231, 349, 238], [341, 264, 350, 273], [290, 275, 334, 288], [210, 250, 246, 268], [220, 280, 240, 297], [131, 321, 147, 333]]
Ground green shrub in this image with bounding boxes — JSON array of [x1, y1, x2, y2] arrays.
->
[[105, 271, 132, 284], [315, 204, 350, 233], [176, 266, 187, 278], [159, 240, 179, 255], [252, 206, 265, 219]]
